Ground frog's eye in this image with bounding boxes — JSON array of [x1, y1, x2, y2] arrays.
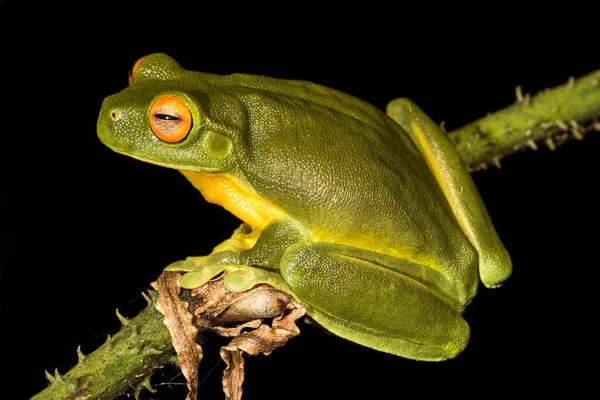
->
[[128, 56, 146, 85], [149, 96, 193, 143]]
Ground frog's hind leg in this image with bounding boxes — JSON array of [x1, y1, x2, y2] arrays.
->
[[386, 99, 512, 288], [280, 242, 470, 361]]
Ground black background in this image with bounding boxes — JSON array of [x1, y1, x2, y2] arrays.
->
[[1, 1, 599, 399]]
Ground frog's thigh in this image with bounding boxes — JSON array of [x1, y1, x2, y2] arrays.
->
[[386, 98, 512, 288], [281, 243, 469, 361]]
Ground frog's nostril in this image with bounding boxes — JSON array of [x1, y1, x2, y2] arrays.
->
[[111, 110, 120, 121]]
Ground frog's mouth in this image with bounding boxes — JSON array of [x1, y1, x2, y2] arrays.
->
[[111, 149, 221, 173]]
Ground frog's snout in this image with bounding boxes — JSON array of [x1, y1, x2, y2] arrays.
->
[[99, 95, 123, 123], [97, 96, 129, 149]]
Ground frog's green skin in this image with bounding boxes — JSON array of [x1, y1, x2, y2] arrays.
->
[[97, 54, 511, 361]]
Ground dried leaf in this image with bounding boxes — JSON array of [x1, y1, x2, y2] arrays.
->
[[190, 280, 290, 327], [272, 304, 306, 333], [213, 319, 263, 338], [152, 272, 202, 400], [153, 270, 307, 400], [219, 300, 306, 399], [221, 349, 245, 400]]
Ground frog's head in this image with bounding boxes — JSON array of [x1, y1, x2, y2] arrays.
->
[[97, 53, 235, 174]]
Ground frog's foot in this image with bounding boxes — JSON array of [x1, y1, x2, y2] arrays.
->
[[163, 222, 264, 289], [166, 220, 305, 292], [165, 256, 208, 273], [165, 257, 228, 289], [166, 256, 292, 293], [165, 250, 241, 289]]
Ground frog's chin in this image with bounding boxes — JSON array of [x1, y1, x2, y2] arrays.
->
[[113, 149, 221, 173]]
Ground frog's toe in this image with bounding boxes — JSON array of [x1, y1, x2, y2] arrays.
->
[[179, 270, 213, 289], [164, 257, 206, 272], [178, 263, 231, 289], [223, 269, 254, 293], [164, 260, 188, 272], [223, 266, 292, 294]]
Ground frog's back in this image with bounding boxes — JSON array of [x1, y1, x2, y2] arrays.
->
[[204, 73, 479, 301]]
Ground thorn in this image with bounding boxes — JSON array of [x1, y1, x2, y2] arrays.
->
[[515, 85, 524, 103], [545, 137, 556, 151], [142, 346, 163, 356], [569, 120, 584, 140], [45, 370, 55, 384], [77, 346, 86, 363], [515, 85, 530, 106], [130, 324, 139, 339], [54, 368, 64, 383], [135, 375, 157, 400], [555, 120, 569, 131], [439, 120, 446, 133], [104, 334, 112, 350], [526, 139, 538, 151], [568, 76, 575, 88], [116, 308, 130, 326], [141, 291, 152, 309], [492, 157, 502, 169]]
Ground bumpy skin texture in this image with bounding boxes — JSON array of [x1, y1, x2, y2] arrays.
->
[[98, 54, 511, 361]]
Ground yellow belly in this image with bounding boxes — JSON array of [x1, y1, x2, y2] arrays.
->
[[180, 170, 287, 231]]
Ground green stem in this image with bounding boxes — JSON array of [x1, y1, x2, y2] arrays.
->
[[32, 292, 175, 400], [448, 70, 600, 169], [31, 70, 600, 400]]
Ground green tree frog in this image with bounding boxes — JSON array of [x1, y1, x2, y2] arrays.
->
[[97, 54, 511, 361]]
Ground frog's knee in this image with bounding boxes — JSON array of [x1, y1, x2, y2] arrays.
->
[[386, 97, 415, 113], [279, 246, 301, 289], [280, 243, 326, 289], [385, 98, 422, 135]]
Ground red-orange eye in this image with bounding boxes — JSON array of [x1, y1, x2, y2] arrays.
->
[[149, 96, 193, 143], [128, 56, 146, 85]]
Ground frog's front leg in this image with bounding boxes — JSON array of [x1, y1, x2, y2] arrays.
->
[[167, 219, 310, 292], [280, 243, 470, 361], [164, 222, 259, 288]]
